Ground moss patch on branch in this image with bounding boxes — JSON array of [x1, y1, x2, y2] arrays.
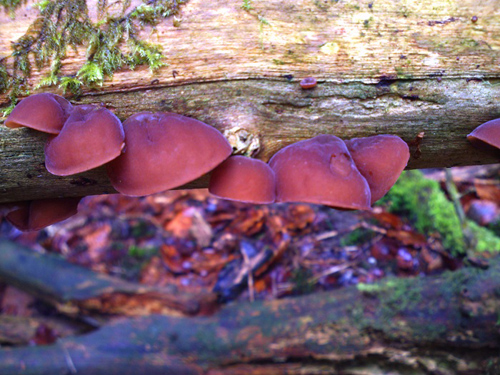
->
[[1, 0, 189, 115], [379, 170, 500, 255]]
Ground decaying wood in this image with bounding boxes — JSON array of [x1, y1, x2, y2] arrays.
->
[[0, 239, 216, 316], [0, 239, 499, 374], [1, 0, 500, 203], [0, 315, 90, 346]]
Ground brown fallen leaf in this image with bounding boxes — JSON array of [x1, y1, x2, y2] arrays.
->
[[165, 207, 213, 248], [372, 211, 404, 230], [386, 229, 427, 247], [474, 178, 500, 203]]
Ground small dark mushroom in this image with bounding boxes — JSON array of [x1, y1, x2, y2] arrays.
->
[[299, 77, 317, 89]]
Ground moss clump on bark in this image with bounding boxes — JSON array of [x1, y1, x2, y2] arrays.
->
[[1, 0, 188, 115], [379, 170, 500, 255], [0, 0, 24, 17]]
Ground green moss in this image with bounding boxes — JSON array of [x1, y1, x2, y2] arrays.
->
[[356, 282, 383, 294], [0, 0, 24, 18], [0, 63, 10, 93], [241, 0, 252, 11], [468, 221, 500, 253], [358, 277, 423, 324], [460, 38, 480, 48], [290, 267, 315, 295], [59, 76, 83, 95], [395, 66, 413, 79], [378, 170, 500, 255], [128, 245, 158, 259], [1, 0, 188, 110], [379, 170, 465, 253]]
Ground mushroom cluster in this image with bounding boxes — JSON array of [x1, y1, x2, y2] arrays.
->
[[263, 134, 409, 209], [3, 93, 410, 231], [208, 134, 410, 209], [3, 94, 232, 230]]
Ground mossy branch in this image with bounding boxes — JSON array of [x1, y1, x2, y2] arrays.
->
[[1, 239, 499, 374]]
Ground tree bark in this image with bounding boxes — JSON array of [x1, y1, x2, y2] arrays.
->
[[1, 0, 500, 203], [0, 242, 499, 374]]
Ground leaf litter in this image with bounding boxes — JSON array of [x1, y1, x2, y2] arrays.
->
[[1, 165, 500, 342]]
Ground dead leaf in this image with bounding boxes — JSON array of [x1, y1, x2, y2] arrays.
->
[[421, 247, 443, 273], [387, 229, 427, 247], [286, 204, 316, 231], [474, 178, 500, 203], [85, 224, 112, 263], [372, 212, 404, 229], [370, 240, 395, 261], [228, 207, 267, 236], [165, 207, 213, 248]]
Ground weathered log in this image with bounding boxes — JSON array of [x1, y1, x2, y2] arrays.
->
[[0, 242, 499, 374], [1, 0, 500, 203], [0, 239, 216, 316], [0, 315, 90, 346]]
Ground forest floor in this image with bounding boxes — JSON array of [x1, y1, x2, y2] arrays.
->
[[1, 165, 500, 346]]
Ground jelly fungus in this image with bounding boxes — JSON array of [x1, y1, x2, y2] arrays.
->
[[269, 135, 371, 210], [45, 105, 125, 176], [106, 112, 232, 196], [209, 156, 276, 204]]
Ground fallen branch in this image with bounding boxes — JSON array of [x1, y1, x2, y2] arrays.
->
[[0, 239, 499, 374], [0, 239, 216, 316]]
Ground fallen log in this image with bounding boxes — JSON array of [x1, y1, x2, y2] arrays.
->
[[0, 239, 216, 316], [0, 241, 499, 374], [1, 0, 500, 203]]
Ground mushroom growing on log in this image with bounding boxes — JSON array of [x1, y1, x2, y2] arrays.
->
[[45, 105, 125, 176], [5, 198, 81, 231], [106, 112, 232, 196], [209, 155, 276, 204], [345, 135, 410, 204], [467, 118, 500, 154], [269, 134, 372, 210], [5, 93, 72, 134]]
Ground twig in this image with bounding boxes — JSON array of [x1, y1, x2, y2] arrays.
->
[[309, 264, 351, 284], [240, 244, 255, 302], [444, 168, 476, 252], [59, 343, 77, 374]]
